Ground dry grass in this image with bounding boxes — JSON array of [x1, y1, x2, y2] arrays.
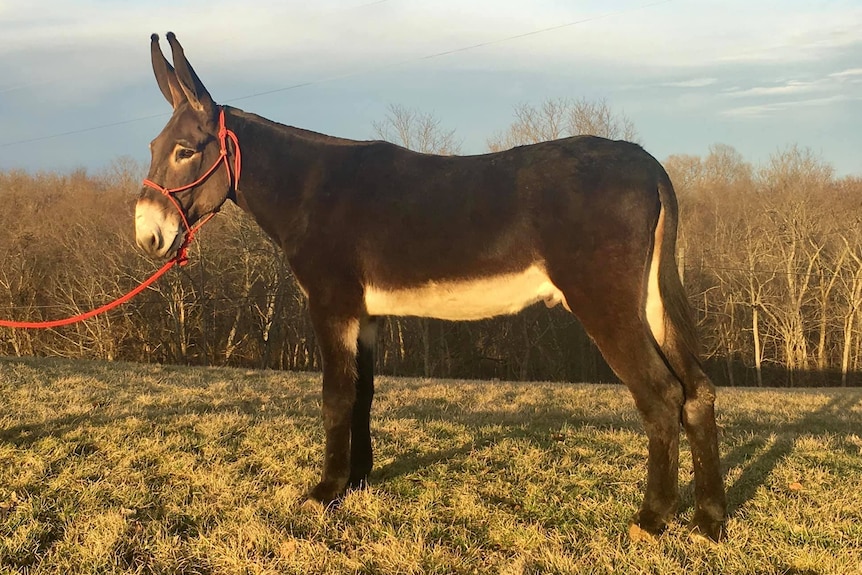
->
[[1, 356, 861, 574]]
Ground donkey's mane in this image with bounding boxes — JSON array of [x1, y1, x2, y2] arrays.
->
[[227, 106, 379, 149]]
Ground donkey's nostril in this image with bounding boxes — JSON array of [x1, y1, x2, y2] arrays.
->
[[137, 230, 163, 255]]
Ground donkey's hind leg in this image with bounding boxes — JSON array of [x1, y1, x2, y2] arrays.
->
[[681, 366, 725, 540], [563, 286, 684, 536], [660, 333, 726, 540]]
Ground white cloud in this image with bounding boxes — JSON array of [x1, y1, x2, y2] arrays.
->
[[722, 95, 852, 118], [723, 81, 823, 98], [662, 78, 718, 88], [712, 58, 862, 120], [830, 68, 862, 81]]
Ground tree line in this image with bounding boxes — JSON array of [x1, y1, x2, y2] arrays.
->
[[1, 100, 860, 386]]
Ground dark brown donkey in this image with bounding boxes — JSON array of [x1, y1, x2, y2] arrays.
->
[[136, 33, 726, 540]]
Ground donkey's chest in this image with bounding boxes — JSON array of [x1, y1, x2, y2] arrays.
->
[[363, 265, 567, 321]]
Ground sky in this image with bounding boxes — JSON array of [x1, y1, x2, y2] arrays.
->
[[1, 0, 861, 177]]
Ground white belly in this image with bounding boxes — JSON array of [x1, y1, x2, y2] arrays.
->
[[363, 265, 569, 321]]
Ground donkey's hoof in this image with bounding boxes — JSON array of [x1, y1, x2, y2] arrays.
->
[[300, 497, 326, 514], [628, 522, 659, 543], [630, 509, 668, 541], [307, 480, 345, 506], [689, 512, 726, 542]]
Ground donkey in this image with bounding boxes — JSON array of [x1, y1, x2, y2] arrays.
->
[[135, 33, 726, 540]]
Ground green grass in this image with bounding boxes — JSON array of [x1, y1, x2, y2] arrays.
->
[[1, 357, 861, 574]]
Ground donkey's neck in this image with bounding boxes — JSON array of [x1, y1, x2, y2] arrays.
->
[[223, 106, 366, 254]]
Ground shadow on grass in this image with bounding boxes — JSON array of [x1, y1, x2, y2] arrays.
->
[[375, 396, 644, 484], [720, 390, 862, 517], [376, 383, 862, 530], [0, 394, 319, 450]]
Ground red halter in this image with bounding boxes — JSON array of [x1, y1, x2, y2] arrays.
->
[[142, 106, 241, 265]]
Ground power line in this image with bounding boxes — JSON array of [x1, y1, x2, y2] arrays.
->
[[0, 113, 168, 148], [414, 0, 672, 62], [0, 0, 671, 149]]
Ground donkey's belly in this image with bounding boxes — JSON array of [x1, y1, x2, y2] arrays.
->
[[363, 265, 568, 321]]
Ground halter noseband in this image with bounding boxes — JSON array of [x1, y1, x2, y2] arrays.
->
[[142, 106, 241, 264]]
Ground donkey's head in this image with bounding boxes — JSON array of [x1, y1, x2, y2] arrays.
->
[[135, 33, 236, 259]]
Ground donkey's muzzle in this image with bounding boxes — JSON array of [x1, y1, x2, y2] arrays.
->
[[135, 198, 183, 259]]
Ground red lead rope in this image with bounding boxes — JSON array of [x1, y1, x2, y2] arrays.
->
[[0, 260, 179, 329], [0, 107, 240, 330]]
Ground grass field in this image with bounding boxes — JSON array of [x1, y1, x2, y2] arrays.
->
[[1, 357, 861, 574]]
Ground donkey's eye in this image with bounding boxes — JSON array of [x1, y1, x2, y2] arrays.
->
[[175, 148, 196, 161]]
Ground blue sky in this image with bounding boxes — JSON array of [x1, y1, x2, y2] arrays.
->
[[1, 0, 861, 176]]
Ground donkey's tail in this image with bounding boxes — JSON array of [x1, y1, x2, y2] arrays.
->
[[645, 169, 703, 378]]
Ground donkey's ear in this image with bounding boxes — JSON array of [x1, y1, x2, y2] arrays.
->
[[165, 32, 215, 115], [150, 34, 185, 108]]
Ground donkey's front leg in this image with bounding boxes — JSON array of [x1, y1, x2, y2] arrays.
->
[[307, 311, 361, 504], [349, 317, 378, 488]]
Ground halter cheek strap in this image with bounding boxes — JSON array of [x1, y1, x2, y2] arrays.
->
[[142, 107, 241, 264]]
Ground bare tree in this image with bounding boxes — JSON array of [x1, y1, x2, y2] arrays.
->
[[756, 146, 834, 383], [372, 104, 461, 155], [487, 97, 638, 152], [838, 233, 862, 386], [720, 213, 776, 388], [568, 97, 638, 142], [486, 98, 569, 151]]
